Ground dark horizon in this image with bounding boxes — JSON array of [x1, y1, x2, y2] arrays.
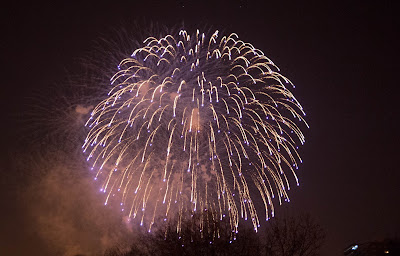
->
[[1, 1, 398, 255]]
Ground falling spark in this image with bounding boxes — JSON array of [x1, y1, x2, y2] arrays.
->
[[83, 29, 308, 234]]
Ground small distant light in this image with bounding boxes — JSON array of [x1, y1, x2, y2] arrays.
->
[[351, 245, 358, 250], [384, 250, 389, 254]]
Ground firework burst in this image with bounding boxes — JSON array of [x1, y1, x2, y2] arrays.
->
[[83, 29, 308, 235]]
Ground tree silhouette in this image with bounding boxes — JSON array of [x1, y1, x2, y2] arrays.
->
[[262, 213, 325, 256], [107, 211, 325, 256]]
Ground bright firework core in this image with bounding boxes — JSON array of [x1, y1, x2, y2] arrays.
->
[[82, 29, 308, 234]]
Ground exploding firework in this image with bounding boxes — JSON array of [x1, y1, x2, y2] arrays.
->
[[82, 29, 308, 234]]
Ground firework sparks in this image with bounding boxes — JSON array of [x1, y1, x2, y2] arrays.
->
[[83, 29, 308, 234]]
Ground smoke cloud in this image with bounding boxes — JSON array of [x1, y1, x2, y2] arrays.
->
[[10, 105, 135, 256]]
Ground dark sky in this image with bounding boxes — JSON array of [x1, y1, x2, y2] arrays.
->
[[1, 1, 399, 255]]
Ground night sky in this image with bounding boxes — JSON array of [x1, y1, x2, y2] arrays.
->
[[1, 1, 398, 255]]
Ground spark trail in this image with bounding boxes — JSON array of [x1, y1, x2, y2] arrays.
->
[[83, 29, 308, 235]]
